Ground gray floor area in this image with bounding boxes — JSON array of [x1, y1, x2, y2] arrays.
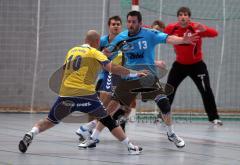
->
[[0, 113, 240, 165]]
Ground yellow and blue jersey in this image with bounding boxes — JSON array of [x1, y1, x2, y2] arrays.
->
[[59, 44, 110, 96]]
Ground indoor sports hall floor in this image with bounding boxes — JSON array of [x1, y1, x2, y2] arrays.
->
[[0, 113, 240, 165]]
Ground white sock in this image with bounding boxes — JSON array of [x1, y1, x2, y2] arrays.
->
[[28, 127, 39, 138], [166, 125, 174, 135], [84, 120, 97, 131], [85, 120, 97, 131], [90, 129, 100, 140], [121, 137, 134, 148]]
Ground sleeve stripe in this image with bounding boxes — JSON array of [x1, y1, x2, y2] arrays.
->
[[164, 34, 169, 43], [100, 60, 111, 66]]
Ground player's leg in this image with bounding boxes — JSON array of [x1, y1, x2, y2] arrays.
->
[[18, 118, 55, 153], [81, 99, 120, 143], [79, 77, 144, 151], [166, 62, 187, 105], [75, 119, 98, 141], [78, 86, 135, 144], [78, 98, 142, 154], [110, 82, 138, 132], [142, 74, 185, 148], [136, 72, 184, 148], [112, 100, 135, 132], [75, 91, 112, 141], [80, 120, 142, 155], [98, 115, 143, 154], [78, 100, 132, 142], [112, 106, 130, 132], [154, 93, 185, 148], [190, 61, 222, 125], [19, 97, 73, 153], [76, 70, 117, 140]]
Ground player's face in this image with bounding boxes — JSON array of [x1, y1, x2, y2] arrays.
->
[[127, 16, 142, 35], [109, 20, 122, 35], [178, 12, 190, 27]]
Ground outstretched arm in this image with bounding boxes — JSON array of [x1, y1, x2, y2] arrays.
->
[[103, 62, 148, 78], [166, 31, 199, 45], [194, 22, 218, 37]]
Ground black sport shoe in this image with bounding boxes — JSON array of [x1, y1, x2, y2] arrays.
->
[[19, 133, 33, 153]]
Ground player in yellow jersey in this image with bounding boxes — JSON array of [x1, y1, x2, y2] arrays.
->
[[75, 16, 132, 141], [18, 30, 146, 155]]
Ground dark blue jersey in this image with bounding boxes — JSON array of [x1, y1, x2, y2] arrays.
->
[[98, 35, 122, 92]]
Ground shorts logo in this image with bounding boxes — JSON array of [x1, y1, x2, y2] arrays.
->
[[62, 100, 75, 107], [76, 102, 91, 107], [106, 73, 112, 89]]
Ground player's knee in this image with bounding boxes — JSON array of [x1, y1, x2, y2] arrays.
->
[[155, 95, 171, 114], [99, 115, 118, 131]]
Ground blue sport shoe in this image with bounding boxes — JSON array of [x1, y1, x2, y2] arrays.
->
[[76, 126, 100, 143]]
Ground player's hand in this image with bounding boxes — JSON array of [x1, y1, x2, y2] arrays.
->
[[127, 70, 148, 79], [194, 22, 206, 32], [183, 30, 199, 44], [102, 48, 112, 57], [155, 60, 166, 69], [137, 70, 149, 77]]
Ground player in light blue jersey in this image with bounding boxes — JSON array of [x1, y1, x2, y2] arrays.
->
[[79, 11, 199, 149], [108, 26, 166, 68]]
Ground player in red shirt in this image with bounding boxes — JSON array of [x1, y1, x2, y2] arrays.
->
[[164, 6, 222, 125]]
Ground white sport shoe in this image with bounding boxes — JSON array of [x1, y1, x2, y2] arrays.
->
[[211, 119, 223, 126], [167, 133, 185, 148], [78, 137, 97, 148], [76, 126, 92, 141], [128, 145, 143, 155]]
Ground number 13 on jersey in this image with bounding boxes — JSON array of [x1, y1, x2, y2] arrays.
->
[[138, 40, 147, 50]]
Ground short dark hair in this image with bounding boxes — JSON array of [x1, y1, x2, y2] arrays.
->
[[127, 10, 142, 22], [177, 6, 191, 17], [151, 20, 165, 29], [108, 16, 122, 26]]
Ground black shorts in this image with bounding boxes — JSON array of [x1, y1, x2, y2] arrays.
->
[[112, 73, 170, 106]]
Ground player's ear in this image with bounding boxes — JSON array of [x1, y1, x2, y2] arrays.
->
[[96, 38, 100, 47]]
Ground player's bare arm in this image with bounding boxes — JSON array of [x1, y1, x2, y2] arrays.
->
[[103, 62, 148, 78], [166, 31, 199, 45]]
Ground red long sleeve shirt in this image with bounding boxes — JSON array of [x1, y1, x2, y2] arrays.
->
[[164, 22, 218, 64]]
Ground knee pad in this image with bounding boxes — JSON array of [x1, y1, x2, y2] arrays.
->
[[112, 109, 125, 120], [155, 95, 171, 115], [99, 115, 118, 131]]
